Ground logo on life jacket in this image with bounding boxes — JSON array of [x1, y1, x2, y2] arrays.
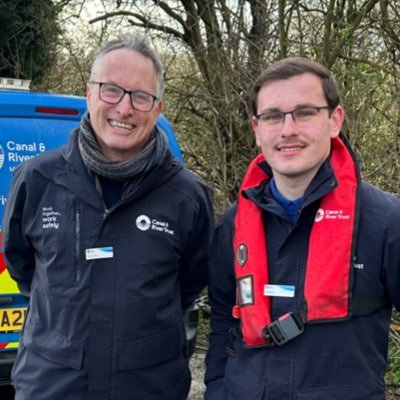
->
[[314, 208, 324, 222], [236, 244, 248, 267]]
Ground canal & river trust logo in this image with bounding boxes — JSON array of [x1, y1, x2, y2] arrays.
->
[[0, 144, 4, 170]]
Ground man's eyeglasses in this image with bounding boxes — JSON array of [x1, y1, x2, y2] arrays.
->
[[90, 81, 158, 112], [255, 106, 331, 127]]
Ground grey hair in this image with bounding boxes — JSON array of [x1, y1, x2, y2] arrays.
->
[[89, 34, 164, 99]]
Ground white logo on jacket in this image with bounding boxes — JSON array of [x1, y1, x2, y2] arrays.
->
[[0, 144, 4, 170], [314, 208, 350, 222], [42, 206, 61, 229], [135, 214, 174, 235], [136, 215, 151, 231]]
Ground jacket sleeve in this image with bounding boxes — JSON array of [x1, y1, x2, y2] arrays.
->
[[2, 165, 35, 296], [205, 205, 239, 398], [179, 180, 214, 312], [380, 192, 400, 310]]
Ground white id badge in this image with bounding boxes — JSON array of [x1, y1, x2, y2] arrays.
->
[[264, 284, 295, 298], [85, 246, 114, 260]]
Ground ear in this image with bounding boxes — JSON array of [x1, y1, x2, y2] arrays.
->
[[155, 99, 163, 114], [329, 105, 345, 139], [251, 116, 262, 147]]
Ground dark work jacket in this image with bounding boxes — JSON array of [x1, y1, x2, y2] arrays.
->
[[205, 159, 400, 400], [3, 130, 214, 400]]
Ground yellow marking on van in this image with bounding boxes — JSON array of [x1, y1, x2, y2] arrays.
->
[[0, 269, 19, 294], [5, 342, 19, 349]]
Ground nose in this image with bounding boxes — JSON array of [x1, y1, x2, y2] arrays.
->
[[115, 92, 134, 115], [280, 112, 298, 136]]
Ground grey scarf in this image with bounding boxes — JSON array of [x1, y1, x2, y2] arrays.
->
[[78, 112, 168, 181]]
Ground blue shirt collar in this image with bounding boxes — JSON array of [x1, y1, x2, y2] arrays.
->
[[270, 178, 303, 221]]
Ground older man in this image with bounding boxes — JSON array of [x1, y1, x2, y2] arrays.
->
[[3, 34, 213, 400]]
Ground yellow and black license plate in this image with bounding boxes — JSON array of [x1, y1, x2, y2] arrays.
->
[[0, 307, 26, 332]]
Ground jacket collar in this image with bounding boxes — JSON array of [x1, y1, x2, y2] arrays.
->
[[244, 157, 337, 214]]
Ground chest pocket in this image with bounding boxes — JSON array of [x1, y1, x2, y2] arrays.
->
[[30, 196, 100, 293]]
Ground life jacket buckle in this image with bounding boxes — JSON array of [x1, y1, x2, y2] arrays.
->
[[262, 312, 304, 346]]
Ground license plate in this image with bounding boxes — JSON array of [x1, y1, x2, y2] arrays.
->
[[0, 307, 26, 332]]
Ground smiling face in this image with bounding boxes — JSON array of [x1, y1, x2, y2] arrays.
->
[[252, 73, 344, 196], [86, 48, 163, 161]]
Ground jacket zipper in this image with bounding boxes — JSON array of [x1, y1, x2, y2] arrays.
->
[[75, 206, 81, 283]]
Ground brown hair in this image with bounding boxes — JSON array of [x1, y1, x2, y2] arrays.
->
[[250, 57, 340, 115]]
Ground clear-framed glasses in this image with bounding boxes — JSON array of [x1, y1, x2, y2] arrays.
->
[[255, 106, 331, 127], [90, 81, 158, 112]]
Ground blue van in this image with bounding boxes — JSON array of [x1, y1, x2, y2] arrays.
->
[[0, 78, 195, 386]]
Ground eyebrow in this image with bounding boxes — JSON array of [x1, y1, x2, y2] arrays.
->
[[258, 103, 320, 113]]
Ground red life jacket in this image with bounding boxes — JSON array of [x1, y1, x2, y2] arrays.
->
[[233, 135, 360, 347]]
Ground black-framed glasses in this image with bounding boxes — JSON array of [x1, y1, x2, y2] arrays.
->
[[255, 106, 331, 127], [90, 81, 158, 112]]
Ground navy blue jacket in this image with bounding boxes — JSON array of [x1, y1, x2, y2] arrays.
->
[[205, 159, 400, 400], [3, 130, 214, 400]]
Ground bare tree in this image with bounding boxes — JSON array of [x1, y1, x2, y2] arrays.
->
[[86, 0, 399, 207], [38, 0, 398, 212]]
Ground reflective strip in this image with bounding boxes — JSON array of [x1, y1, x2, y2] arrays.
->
[[0, 342, 19, 350], [0, 249, 5, 274]]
